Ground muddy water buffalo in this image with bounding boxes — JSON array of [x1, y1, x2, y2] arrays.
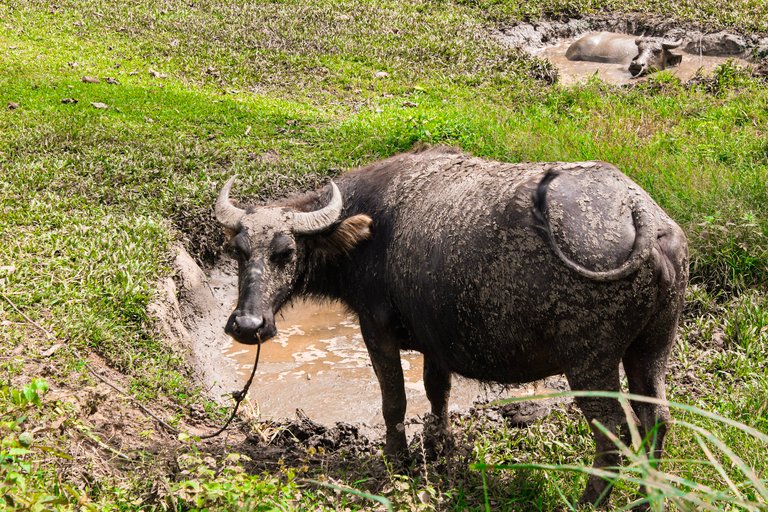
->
[[216, 147, 688, 507], [566, 32, 683, 77]]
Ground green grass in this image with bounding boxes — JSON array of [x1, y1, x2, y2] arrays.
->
[[2, 0, 768, 509]]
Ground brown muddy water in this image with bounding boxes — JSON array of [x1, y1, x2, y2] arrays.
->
[[200, 262, 516, 427], [534, 38, 751, 85]]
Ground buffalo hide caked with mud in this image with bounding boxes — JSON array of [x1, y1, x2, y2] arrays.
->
[[566, 31, 683, 77], [215, 146, 688, 507]]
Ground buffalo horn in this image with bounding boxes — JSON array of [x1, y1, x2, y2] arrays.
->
[[662, 39, 682, 49], [290, 181, 343, 234], [215, 175, 246, 229]]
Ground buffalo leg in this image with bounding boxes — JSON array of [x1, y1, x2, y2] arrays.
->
[[622, 312, 678, 504], [423, 356, 453, 458], [566, 364, 633, 508], [359, 316, 408, 459]]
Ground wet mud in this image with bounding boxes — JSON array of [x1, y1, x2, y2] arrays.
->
[[224, 297, 526, 426], [534, 39, 751, 85], [234, 382, 578, 501]]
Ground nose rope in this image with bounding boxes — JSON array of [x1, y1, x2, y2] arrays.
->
[[2, 290, 264, 441], [97, 334, 262, 439], [198, 333, 262, 439]]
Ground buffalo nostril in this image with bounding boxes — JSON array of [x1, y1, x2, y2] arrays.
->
[[234, 315, 263, 334], [225, 312, 266, 342]]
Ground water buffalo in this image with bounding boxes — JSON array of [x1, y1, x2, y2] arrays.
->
[[566, 32, 683, 77], [215, 146, 688, 507]]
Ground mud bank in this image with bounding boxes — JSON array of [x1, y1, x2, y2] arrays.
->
[[495, 14, 768, 85], [238, 380, 575, 472], [153, 245, 566, 431], [496, 14, 768, 55]]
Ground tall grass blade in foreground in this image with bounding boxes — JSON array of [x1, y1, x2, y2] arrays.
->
[[475, 391, 768, 510]]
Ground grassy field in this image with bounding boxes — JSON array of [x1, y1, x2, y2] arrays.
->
[[1, 0, 767, 510]]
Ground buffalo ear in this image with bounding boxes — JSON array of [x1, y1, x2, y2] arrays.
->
[[223, 227, 238, 241], [308, 214, 373, 257], [668, 53, 682, 66]]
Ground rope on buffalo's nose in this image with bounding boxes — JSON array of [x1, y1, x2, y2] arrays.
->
[[85, 334, 262, 439], [198, 333, 262, 439], [2, 290, 262, 440]]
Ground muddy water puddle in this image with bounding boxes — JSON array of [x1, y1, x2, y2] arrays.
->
[[202, 262, 514, 426], [221, 299, 515, 425], [535, 38, 751, 85]]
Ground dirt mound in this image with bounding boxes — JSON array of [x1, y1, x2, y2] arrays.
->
[[149, 244, 242, 403], [265, 412, 375, 455]]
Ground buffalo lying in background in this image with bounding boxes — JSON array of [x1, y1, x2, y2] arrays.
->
[[215, 147, 688, 507], [566, 31, 683, 77]]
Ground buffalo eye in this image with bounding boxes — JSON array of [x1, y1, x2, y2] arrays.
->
[[269, 233, 296, 264], [227, 232, 251, 260]]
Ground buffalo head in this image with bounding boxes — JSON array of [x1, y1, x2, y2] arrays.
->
[[629, 38, 683, 77], [215, 176, 372, 344]]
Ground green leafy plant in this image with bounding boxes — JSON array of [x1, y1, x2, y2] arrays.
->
[[171, 450, 301, 511], [0, 379, 74, 511]]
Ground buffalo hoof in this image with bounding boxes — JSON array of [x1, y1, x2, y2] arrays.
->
[[382, 426, 410, 469], [421, 414, 455, 461]]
